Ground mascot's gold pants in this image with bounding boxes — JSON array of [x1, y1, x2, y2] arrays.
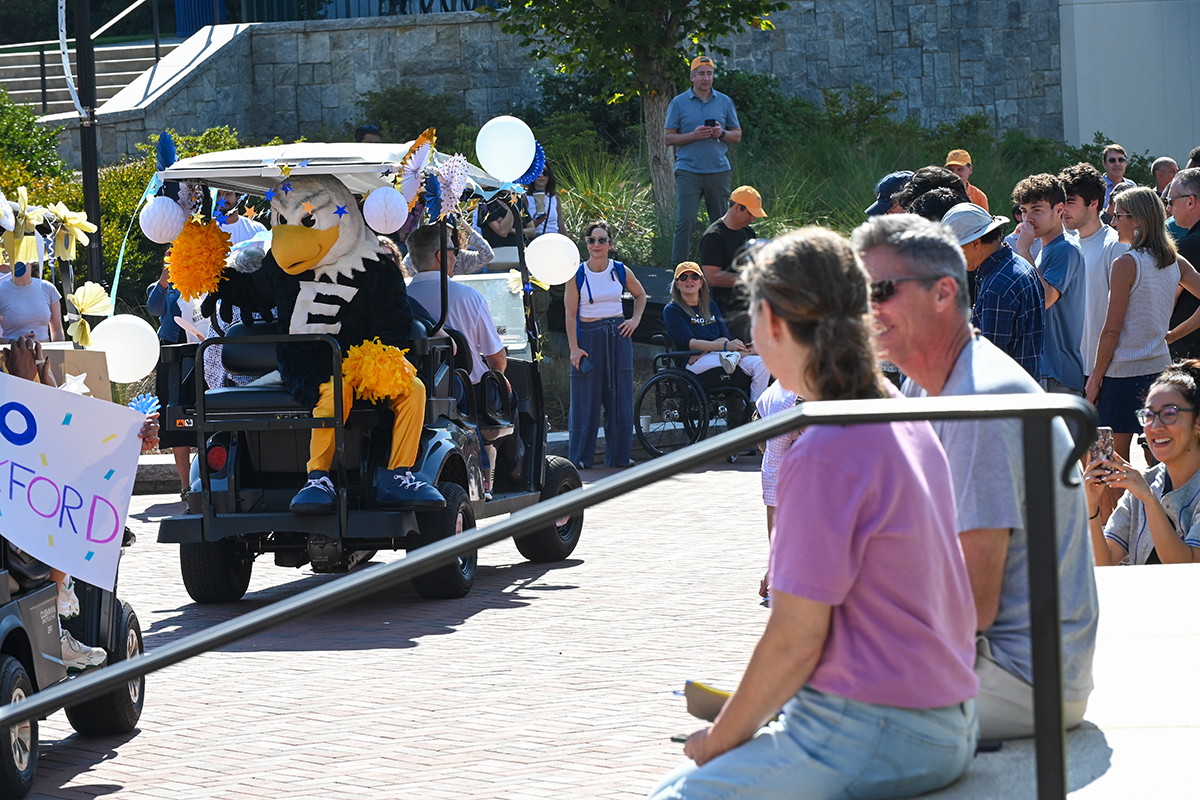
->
[[307, 377, 426, 473]]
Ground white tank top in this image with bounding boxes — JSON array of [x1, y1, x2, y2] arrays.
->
[[578, 260, 625, 319], [526, 194, 560, 235]]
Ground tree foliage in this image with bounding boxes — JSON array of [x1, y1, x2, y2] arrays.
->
[[0, 88, 67, 179]]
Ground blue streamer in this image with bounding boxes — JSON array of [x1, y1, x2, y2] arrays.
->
[[109, 174, 163, 315]]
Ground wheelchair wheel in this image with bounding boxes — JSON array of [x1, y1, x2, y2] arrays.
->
[[636, 372, 708, 457]]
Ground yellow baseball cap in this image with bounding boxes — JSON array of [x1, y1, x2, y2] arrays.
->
[[731, 186, 767, 218], [690, 55, 714, 72], [945, 149, 972, 167], [674, 262, 704, 280]]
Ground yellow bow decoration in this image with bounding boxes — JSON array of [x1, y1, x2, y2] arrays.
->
[[64, 282, 112, 346], [1, 186, 45, 266], [508, 269, 549, 295], [49, 202, 96, 262]]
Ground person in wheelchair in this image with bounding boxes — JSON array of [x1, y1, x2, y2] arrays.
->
[[404, 225, 520, 493], [2, 331, 158, 672], [663, 262, 771, 402]]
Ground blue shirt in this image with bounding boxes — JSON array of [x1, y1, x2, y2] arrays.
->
[[972, 245, 1044, 381], [664, 88, 740, 174], [1036, 232, 1087, 391], [146, 281, 183, 344], [663, 299, 730, 350]]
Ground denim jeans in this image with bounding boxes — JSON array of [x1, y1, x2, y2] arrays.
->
[[648, 686, 977, 800], [673, 169, 732, 265]]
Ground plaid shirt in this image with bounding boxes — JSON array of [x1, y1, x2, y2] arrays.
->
[[972, 245, 1045, 381]]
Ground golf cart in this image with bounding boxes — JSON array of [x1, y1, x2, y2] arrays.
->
[[0, 541, 144, 797], [154, 143, 584, 602]]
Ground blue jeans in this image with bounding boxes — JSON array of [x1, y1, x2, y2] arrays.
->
[[673, 169, 732, 265], [569, 317, 634, 468], [648, 687, 977, 800]]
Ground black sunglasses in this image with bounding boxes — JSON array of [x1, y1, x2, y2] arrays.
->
[[869, 275, 937, 304], [586, 236, 610, 245], [1106, 156, 1127, 163]]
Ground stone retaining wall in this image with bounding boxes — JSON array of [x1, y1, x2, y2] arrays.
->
[[49, 1, 1065, 169]]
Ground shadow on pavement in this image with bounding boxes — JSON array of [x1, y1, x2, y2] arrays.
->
[[30, 729, 140, 800], [141, 558, 584, 653]]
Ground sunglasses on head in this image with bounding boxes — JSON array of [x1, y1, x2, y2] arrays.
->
[[586, 236, 610, 245], [869, 275, 937, 304]]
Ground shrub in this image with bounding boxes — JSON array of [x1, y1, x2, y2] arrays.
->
[[358, 84, 474, 152], [0, 88, 66, 179], [514, 70, 642, 155]]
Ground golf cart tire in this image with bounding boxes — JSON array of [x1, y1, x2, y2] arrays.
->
[[0, 655, 36, 799], [515, 456, 584, 562], [180, 538, 254, 603], [412, 482, 477, 600], [64, 602, 145, 735]]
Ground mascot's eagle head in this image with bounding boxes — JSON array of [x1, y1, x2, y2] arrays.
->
[[269, 174, 385, 281]]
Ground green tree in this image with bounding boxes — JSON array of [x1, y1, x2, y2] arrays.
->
[[492, 0, 788, 227]]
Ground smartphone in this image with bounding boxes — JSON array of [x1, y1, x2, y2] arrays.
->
[[704, 118, 717, 127], [1089, 427, 1114, 470], [577, 356, 594, 375]]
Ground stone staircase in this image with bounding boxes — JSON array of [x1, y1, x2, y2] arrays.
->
[[0, 39, 181, 118]]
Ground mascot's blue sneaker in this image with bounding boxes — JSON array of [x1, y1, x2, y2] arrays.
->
[[376, 469, 445, 510], [290, 470, 337, 515]]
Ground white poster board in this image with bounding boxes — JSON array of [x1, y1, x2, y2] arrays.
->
[[0, 373, 144, 591]]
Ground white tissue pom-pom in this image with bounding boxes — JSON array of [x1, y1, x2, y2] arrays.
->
[[139, 195, 188, 244], [362, 186, 409, 234]]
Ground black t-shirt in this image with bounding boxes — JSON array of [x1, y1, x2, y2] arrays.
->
[[1170, 222, 1200, 360], [699, 220, 757, 311], [478, 199, 531, 249]]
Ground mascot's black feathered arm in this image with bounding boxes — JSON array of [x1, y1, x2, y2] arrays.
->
[[366, 257, 415, 349], [199, 247, 276, 327]]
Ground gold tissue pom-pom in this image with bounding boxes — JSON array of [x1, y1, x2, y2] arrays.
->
[[342, 338, 417, 402], [166, 220, 231, 300]]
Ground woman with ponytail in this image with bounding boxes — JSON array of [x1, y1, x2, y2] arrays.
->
[[650, 228, 979, 800], [663, 261, 771, 401], [1086, 360, 1200, 565]]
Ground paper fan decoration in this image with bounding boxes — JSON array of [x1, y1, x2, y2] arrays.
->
[[128, 393, 161, 415], [438, 154, 470, 220], [516, 141, 546, 187], [399, 128, 437, 211], [0, 189, 14, 232]]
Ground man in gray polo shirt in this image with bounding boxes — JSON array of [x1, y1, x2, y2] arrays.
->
[[853, 214, 1099, 741], [664, 55, 743, 265]]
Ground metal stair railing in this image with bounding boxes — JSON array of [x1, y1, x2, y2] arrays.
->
[[0, 393, 1095, 800]]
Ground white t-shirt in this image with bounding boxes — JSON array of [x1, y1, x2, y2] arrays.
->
[[1076, 225, 1129, 375], [0, 278, 61, 340], [406, 271, 504, 384], [220, 217, 267, 246], [526, 193, 560, 236]]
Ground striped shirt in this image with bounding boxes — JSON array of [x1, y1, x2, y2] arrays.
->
[[1104, 463, 1200, 565], [972, 245, 1045, 381]]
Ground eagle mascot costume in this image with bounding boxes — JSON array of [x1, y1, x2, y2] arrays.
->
[[201, 174, 444, 515]]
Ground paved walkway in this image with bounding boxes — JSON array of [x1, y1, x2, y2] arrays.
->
[[23, 458, 1200, 799]]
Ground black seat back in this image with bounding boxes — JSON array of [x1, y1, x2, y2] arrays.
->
[[222, 321, 281, 377], [5, 542, 51, 593]]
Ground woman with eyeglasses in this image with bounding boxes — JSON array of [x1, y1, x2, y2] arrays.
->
[[1085, 360, 1200, 565], [1086, 187, 1200, 462], [663, 262, 770, 401], [565, 221, 647, 469], [649, 229, 978, 800]]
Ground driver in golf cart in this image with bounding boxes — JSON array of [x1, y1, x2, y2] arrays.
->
[[198, 174, 445, 516]]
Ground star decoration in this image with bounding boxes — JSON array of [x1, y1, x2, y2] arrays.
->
[[61, 372, 90, 395], [334, 205, 348, 218], [281, 181, 293, 195], [279, 164, 293, 178], [301, 200, 316, 214], [264, 188, 276, 202], [243, 206, 258, 220], [191, 211, 205, 224], [534, 350, 544, 362], [297, 160, 310, 169], [216, 212, 230, 225]]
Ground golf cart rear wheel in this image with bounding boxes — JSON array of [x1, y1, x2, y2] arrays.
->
[[515, 456, 583, 562], [180, 538, 255, 603], [0, 655, 36, 798], [635, 372, 708, 457], [412, 483, 477, 600], [65, 601, 145, 735]]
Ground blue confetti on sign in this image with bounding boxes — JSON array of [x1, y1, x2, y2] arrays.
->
[[62, 413, 72, 426], [84, 551, 95, 561], [104, 469, 115, 481]]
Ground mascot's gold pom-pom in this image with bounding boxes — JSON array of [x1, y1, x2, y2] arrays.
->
[[167, 220, 231, 299], [342, 338, 417, 403]]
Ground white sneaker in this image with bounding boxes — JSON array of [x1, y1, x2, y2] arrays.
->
[[57, 577, 80, 620], [61, 628, 107, 673]]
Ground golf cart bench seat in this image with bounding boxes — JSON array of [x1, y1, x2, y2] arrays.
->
[[4, 541, 53, 595]]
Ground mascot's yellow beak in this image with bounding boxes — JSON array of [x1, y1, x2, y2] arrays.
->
[[272, 224, 341, 275]]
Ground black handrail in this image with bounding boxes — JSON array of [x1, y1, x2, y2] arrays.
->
[[0, 393, 1094, 800]]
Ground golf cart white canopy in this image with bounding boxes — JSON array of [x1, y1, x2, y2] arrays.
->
[[156, 142, 502, 198]]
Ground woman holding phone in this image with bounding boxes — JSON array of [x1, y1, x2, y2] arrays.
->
[[566, 221, 647, 469], [526, 163, 564, 239]]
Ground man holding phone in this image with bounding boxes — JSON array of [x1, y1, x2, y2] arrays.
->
[[664, 55, 743, 265]]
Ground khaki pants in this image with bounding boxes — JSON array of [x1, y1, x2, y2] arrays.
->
[[307, 377, 425, 473], [975, 635, 1088, 740]]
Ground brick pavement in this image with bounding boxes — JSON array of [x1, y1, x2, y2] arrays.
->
[[28, 460, 771, 800]]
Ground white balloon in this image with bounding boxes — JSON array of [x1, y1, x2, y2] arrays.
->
[[475, 116, 536, 183], [525, 233, 581, 286], [139, 195, 188, 244], [362, 186, 409, 234], [89, 314, 161, 384]]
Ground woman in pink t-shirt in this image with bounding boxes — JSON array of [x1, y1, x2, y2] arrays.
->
[[649, 229, 979, 800]]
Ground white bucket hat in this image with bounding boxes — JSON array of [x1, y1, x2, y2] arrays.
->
[[941, 203, 1010, 245]]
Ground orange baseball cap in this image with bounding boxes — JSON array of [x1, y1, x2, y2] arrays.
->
[[731, 186, 767, 218], [945, 149, 972, 167], [674, 262, 704, 280], [690, 55, 714, 72]]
